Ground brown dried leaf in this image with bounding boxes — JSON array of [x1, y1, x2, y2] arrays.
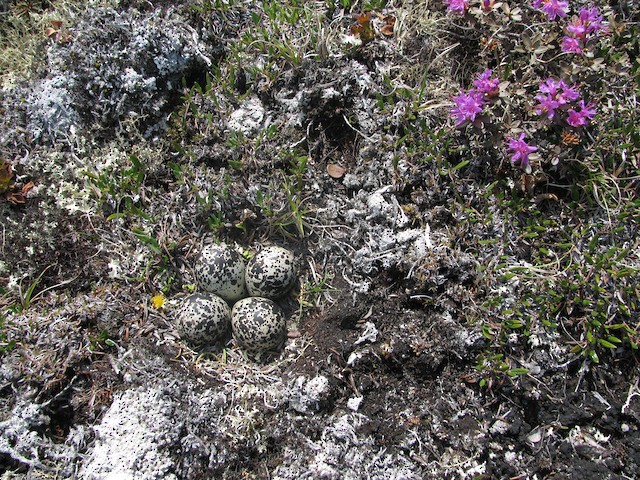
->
[[327, 164, 346, 179], [351, 12, 375, 43], [356, 12, 371, 25], [22, 181, 35, 194], [5, 191, 25, 204], [381, 16, 396, 36]]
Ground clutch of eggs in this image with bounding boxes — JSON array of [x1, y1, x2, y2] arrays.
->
[[179, 243, 297, 354]]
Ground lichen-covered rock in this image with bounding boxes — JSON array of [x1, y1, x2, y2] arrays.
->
[[287, 375, 331, 414], [245, 246, 297, 299], [79, 380, 231, 480], [176, 293, 231, 346], [195, 243, 248, 302], [28, 6, 222, 142], [80, 386, 182, 480], [231, 297, 286, 353], [228, 96, 266, 135]]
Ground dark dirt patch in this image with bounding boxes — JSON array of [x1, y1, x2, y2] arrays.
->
[[283, 272, 640, 479], [0, 203, 103, 298]]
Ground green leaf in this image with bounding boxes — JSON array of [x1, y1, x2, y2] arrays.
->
[[606, 335, 622, 344], [20, 265, 53, 311], [505, 319, 524, 329], [449, 160, 469, 172], [129, 154, 141, 170], [131, 228, 161, 254], [597, 338, 617, 349], [228, 159, 243, 170]]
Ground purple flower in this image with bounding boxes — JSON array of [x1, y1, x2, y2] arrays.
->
[[538, 78, 580, 106], [579, 6, 601, 22], [536, 0, 569, 20], [444, 0, 468, 15], [507, 133, 538, 167], [534, 94, 560, 119], [539, 78, 562, 96], [451, 89, 485, 127], [566, 17, 588, 39], [557, 83, 580, 104], [534, 78, 594, 126], [579, 6, 606, 35], [563, 6, 607, 55], [562, 36, 583, 53], [566, 100, 596, 127], [473, 69, 500, 97]]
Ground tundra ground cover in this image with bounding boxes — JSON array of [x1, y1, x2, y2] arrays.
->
[[1, 0, 639, 477]]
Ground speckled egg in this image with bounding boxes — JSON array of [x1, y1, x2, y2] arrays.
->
[[176, 293, 231, 346], [245, 246, 296, 299], [231, 297, 286, 353], [195, 243, 248, 303]]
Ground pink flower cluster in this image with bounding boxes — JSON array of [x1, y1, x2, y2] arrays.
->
[[451, 91, 484, 127], [562, 6, 607, 54], [566, 100, 597, 127], [532, 0, 569, 20], [443, 0, 469, 15], [443, 0, 497, 15], [532, 2, 607, 54], [533, 78, 596, 127], [507, 133, 538, 168], [473, 70, 500, 97], [450, 69, 499, 127]]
